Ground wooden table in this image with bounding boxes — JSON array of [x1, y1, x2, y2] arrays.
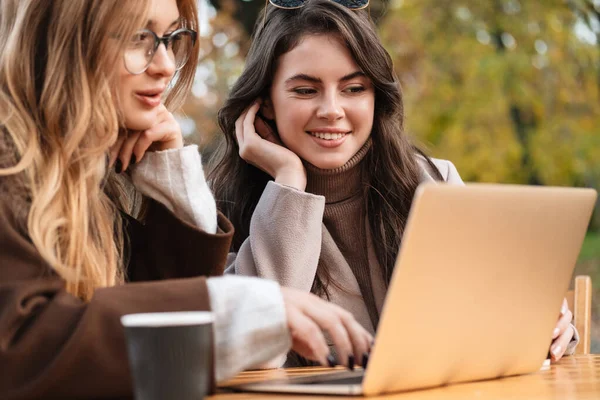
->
[[213, 355, 600, 399]]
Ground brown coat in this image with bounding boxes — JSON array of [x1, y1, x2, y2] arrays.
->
[[0, 199, 233, 399]]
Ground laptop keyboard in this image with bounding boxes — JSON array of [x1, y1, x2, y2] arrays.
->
[[289, 371, 364, 385], [307, 375, 364, 385]]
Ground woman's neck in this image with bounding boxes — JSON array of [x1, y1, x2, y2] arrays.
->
[[304, 139, 372, 203]]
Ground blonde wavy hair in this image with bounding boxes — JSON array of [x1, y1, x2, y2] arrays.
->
[[0, 0, 200, 301]]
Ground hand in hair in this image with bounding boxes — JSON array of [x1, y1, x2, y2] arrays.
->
[[235, 101, 307, 191], [281, 287, 373, 368], [110, 104, 184, 172], [549, 298, 575, 362]]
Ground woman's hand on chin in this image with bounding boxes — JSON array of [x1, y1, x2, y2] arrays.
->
[[109, 104, 184, 173], [235, 101, 307, 191]]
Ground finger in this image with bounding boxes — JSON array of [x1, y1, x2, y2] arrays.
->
[[364, 331, 374, 368], [108, 135, 126, 168], [133, 118, 182, 162], [550, 324, 573, 362], [287, 305, 329, 366], [337, 307, 372, 367], [362, 330, 374, 360], [238, 102, 263, 163], [117, 131, 141, 172], [299, 300, 353, 369], [552, 309, 573, 339], [242, 102, 262, 142], [560, 298, 568, 316], [235, 109, 248, 149], [130, 131, 155, 165]]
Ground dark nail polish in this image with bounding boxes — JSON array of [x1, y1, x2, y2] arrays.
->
[[362, 352, 369, 369], [115, 159, 122, 174], [327, 354, 336, 368], [130, 154, 136, 166], [348, 354, 355, 371]]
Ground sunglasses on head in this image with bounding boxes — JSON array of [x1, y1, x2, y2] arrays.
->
[[262, 0, 369, 31], [268, 0, 369, 10]]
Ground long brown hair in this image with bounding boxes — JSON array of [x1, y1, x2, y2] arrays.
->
[[209, 0, 442, 292], [0, 0, 200, 301]]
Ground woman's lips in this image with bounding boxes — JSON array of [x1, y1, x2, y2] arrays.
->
[[307, 131, 350, 148], [135, 93, 161, 108]]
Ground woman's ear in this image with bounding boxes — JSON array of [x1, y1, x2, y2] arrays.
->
[[260, 97, 275, 120]]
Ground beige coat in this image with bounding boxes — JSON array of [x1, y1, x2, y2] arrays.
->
[[226, 158, 464, 334]]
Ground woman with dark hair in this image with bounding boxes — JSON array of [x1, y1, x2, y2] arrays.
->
[[208, 0, 577, 366]]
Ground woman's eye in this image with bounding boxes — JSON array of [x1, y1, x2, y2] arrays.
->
[[132, 32, 149, 42], [293, 88, 317, 95], [345, 86, 365, 94], [129, 33, 150, 48]]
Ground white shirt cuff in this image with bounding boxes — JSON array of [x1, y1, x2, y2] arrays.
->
[[206, 276, 292, 382], [130, 145, 218, 233]]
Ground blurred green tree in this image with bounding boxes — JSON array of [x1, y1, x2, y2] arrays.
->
[[179, 1, 247, 154], [207, 0, 262, 36], [380, 0, 599, 189]]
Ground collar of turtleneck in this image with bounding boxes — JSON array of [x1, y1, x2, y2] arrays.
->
[[304, 138, 372, 204]]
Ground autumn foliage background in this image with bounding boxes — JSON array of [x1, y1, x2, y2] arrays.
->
[[183, 0, 600, 350]]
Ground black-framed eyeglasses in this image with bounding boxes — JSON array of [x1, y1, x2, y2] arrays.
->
[[268, 0, 369, 10], [123, 28, 197, 75]]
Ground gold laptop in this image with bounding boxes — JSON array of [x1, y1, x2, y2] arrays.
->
[[229, 183, 597, 396]]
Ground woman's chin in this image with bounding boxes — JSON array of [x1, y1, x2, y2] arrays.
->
[[305, 156, 349, 170], [124, 113, 156, 132]]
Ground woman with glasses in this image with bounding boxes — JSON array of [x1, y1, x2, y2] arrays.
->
[[0, 0, 372, 398], [209, 0, 579, 367]]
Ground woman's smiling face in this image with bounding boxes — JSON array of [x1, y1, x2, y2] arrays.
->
[[264, 34, 375, 170]]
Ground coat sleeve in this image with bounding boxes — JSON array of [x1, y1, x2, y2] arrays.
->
[[225, 181, 325, 292], [130, 144, 218, 234], [125, 200, 233, 281], [0, 199, 233, 400]]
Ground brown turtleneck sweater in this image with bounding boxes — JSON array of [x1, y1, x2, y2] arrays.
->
[[305, 141, 381, 328]]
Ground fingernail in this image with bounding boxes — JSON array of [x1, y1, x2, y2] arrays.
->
[[362, 352, 369, 369], [552, 345, 562, 357], [553, 328, 560, 338], [327, 354, 336, 368], [347, 355, 355, 371], [561, 304, 568, 315], [115, 159, 122, 174], [130, 154, 137, 166]]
